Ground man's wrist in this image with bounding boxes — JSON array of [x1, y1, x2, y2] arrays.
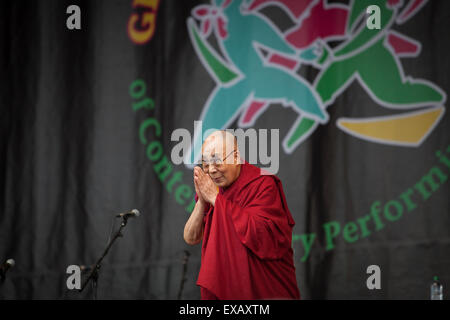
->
[[196, 198, 206, 211], [210, 192, 218, 206]]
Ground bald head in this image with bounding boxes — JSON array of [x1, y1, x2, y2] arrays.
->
[[201, 130, 241, 188], [203, 130, 238, 157]]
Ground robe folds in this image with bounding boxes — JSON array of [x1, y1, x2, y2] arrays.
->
[[196, 161, 300, 300]]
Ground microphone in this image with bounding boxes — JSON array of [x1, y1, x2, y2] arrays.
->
[[79, 265, 92, 273], [0, 259, 15, 281], [116, 209, 140, 218]]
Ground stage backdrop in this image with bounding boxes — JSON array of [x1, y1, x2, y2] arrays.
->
[[1, 0, 449, 299]]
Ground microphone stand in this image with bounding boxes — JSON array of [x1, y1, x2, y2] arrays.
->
[[177, 250, 190, 300], [79, 215, 131, 300], [0, 259, 14, 286]]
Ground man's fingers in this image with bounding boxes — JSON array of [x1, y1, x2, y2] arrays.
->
[[199, 169, 209, 181], [197, 170, 207, 183], [194, 176, 204, 192], [198, 167, 207, 177], [196, 167, 214, 190], [194, 177, 201, 191], [202, 171, 213, 184], [194, 179, 200, 193]]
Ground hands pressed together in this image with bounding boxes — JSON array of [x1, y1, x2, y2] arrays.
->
[[194, 166, 218, 206]]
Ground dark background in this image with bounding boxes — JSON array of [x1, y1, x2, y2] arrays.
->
[[0, 0, 449, 299]]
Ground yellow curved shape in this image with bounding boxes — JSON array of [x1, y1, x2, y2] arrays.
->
[[337, 107, 445, 146]]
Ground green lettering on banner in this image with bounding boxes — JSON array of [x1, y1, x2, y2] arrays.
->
[[131, 79, 196, 213], [147, 141, 162, 161], [140, 118, 162, 143], [293, 144, 450, 263], [185, 198, 196, 213], [383, 200, 403, 222], [343, 222, 359, 243], [154, 156, 173, 183], [133, 97, 155, 111], [300, 233, 315, 262], [436, 149, 450, 168], [323, 221, 340, 251], [129, 79, 146, 99], [166, 171, 183, 193], [414, 166, 447, 200], [175, 184, 193, 206], [370, 201, 384, 231], [398, 188, 417, 212], [356, 214, 372, 238]]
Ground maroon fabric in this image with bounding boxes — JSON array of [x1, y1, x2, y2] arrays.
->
[[200, 287, 219, 300], [196, 161, 300, 300]]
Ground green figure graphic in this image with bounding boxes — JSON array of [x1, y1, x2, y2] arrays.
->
[[284, 0, 446, 151]]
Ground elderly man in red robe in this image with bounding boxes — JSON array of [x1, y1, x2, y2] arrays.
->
[[183, 130, 300, 300]]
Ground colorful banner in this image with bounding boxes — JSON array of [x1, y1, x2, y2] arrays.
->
[[0, 0, 449, 299]]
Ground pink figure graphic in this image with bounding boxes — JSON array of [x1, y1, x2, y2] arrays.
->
[[387, 31, 420, 57], [241, 0, 349, 125], [249, 0, 314, 19], [285, 1, 348, 49]]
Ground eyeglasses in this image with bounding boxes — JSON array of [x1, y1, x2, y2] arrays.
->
[[201, 150, 236, 171]]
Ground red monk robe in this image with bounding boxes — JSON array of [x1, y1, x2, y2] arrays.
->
[[196, 161, 300, 300]]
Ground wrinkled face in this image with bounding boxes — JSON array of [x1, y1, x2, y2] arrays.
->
[[201, 133, 241, 188]]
